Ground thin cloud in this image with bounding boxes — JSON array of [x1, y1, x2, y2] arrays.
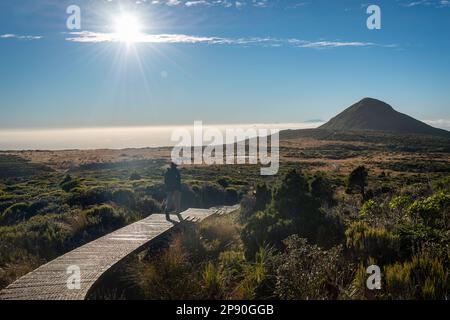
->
[[0, 34, 43, 40], [150, 0, 266, 8], [293, 40, 397, 49], [286, 2, 310, 9], [185, 1, 212, 7], [65, 31, 226, 44], [399, 0, 450, 8], [423, 119, 450, 130], [65, 31, 396, 49], [164, 0, 181, 6]]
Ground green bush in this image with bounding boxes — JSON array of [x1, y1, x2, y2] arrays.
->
[[275, 235, 343, 300], [273, 170, 342, 247], [225, 187, 238, 205], [254, 183, 271, 211], [346, 221, 400, 264], [384, 254, 449, 299], [394, 222, 444, 259], [112, 189, 136, 209], [311, 175, 335, 207], [129, 171, 141, 181], [241, 208, 294, 260], [200, 183, 225, 208], [133, 236, 201, 299], [0, 213, 76, 261], [180, 184, 201, 210], [346, 166, 369, 201], [218, 250, 246, 287], [433, 176, 450, 192], [389, 195, 413, 211], [136, 196, 160, 215], [201, 263, 224, 299], [241, 170, 343, 260], [216, 177, 229, 188], [83, 205, 125, 233], [60, 174, 72, 185], [68, 187, 112, 207], [199, 216, 239, 254], [0, 203, 30, 225], [360, 199, 381, 216], [230, 247, 275, 300], [0, 194, 16, 202], [239, 194, 256, 222], [61, 179, 81, 192], [407, 191, 449, 227], [272, 169, 313, 220], [145, 183, 166, 202]]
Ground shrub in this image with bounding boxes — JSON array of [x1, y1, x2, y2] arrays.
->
[[129, 171, 141, 181], [346, 166, 369, 201], [230, 247, 275, 300], [407, 191, 449, 227], [272, 169, 312, 220], [178, 222, 208, 264], [275, 236, 343, 300], [274, 170, 342, 247], [216, 177, 229, 188], [200, 183, 225, 208], [59, 174, 72, 185], [68, 187, 112, 207], [0, 213, 75, 261], [0, 203, 31, 225], [180, 184, 201, 210], [433, 176, 450, 192], [112, 189, 136, 209], [133, 236, 201, 299], [199, 216, 239, 254], [365, 189, 374, 200], [218, 251, 246, 290], [0, 199, 50, 226], [348, 258, 380, 300], [83, 205, 125, 233], [28, 199, 48, 214], [389, 195, 413, 211], [254, 183, 271, 211], [145, 183, 166, 202], [311, 175, 335, 207], [0, 194, 16, 202], [225, 187, 238, 205], [136, 196, 160, 215], [61, 179, 81, 192], [394, 222, 444, 259], [241, 208, 294, 260], [201, 263, 224, 299], [345, 221, 400, 264], [360, 199, 381, 216], [384, 254, 449, 299], [241, 170, 343, 259], [239, 194, 256, 222]]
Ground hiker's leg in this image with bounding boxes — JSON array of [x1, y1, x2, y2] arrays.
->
[[174, 191, 181, 213], [165, 192, 172, 217]]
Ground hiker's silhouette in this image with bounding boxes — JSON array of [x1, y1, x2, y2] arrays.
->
[[164, 162, 182, 223]]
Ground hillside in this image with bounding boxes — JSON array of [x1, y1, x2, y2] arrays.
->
[[319, 98, 450, 138]]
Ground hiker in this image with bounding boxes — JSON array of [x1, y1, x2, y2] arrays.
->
[[164, 162, 182, 216]]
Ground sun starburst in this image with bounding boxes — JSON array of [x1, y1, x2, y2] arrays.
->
[[114, 13, 143, 43]]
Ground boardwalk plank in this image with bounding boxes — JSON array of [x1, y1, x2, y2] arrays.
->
[[0, 205, 239, 300]]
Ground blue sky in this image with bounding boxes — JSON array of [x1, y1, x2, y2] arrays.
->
[[0, 0, 449, 129]]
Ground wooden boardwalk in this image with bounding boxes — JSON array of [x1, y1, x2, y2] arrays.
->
[[0, 205, 239, 300]]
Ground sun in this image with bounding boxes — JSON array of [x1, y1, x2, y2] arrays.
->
[[114, 13, 143, 43]]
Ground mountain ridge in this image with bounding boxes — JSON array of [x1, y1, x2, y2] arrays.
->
[[319, 98, 450, 138]]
